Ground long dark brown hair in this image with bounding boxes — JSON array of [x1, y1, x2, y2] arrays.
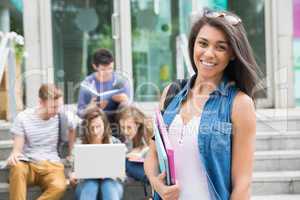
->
[[81, 108, 111, 144], [117, 106, 152, 149], [188, 9, 263, 100]]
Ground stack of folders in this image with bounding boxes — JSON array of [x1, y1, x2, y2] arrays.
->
[[154, 109, 176, 185]]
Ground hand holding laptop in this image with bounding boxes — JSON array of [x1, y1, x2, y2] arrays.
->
[[69, 172, 78, 187]]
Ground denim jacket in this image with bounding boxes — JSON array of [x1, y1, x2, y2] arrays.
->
[[162, 75, 238, 200]]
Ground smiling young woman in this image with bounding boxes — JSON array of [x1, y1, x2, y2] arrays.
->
[[145, 9, 261, 200]]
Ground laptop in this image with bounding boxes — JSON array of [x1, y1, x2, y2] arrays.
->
[[74, 143, 126, 179]]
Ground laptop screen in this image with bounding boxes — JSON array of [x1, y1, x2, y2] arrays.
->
[[74, 143, 126, 179]]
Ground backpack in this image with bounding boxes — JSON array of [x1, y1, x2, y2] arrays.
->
[[57, 113, 69, 158], [162, 79, 188, 113]]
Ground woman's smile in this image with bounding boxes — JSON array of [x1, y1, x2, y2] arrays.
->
[[200, 60, 217, 68]]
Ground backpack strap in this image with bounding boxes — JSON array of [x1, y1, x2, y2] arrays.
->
[[57, 113, 62, 156], [162, 79, 187, 113]]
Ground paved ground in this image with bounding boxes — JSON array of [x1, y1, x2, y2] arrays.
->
[[252, 195, 300, 200]]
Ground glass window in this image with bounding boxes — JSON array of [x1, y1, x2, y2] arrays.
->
[[203, 0, 267, 98], [229, 0, 266, 78], [131, 0, 192, 101], [51, 0, 114, 103], [179, 0, 192, 35]]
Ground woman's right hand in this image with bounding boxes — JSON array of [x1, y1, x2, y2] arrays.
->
[[69, 172, 78, 187], [151, 172, 180, 200]]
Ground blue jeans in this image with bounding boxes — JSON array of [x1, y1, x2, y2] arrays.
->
[[75, 178, 123, 200]]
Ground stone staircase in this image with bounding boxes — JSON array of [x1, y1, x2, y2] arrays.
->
[[0, 108, 300, 199], [251, 109, 300, 200]]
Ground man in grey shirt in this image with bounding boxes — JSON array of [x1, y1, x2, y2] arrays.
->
[[7, 84, 77, 200]]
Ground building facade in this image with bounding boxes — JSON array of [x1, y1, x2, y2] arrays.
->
[[1, 0, 299, 109], [294, 0, 300, 106]]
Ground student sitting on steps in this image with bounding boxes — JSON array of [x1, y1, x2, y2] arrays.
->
[[7, 83, 77, 200], [69, 107, 124, 200]]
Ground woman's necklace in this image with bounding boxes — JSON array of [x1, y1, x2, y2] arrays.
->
[[178, 93, 207, 145], [178, 123, 187, 145]]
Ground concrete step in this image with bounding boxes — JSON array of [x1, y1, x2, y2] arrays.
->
[[0, 140, 12, 160], [1, 108, 300, 138], [0, 121, 11, 140], [256, 118, 300, 132], [254, 150, 300, 171], [2, 150, 299, 182], [140, 105, 300, 132], [1, 168, 300, 198], [251, 195, 300, 200], [0, 181, 150, 200], [2, 180, 300, 200], [0, 160, 72, 183], [1, 119, 299, 133], [252, 171, 300, 195], [2, 131, 300, 161], [0, 182, 74, 200], [0, 161, 8, 183], [256, 108, 300, 132], [256, 131, 300, 151]]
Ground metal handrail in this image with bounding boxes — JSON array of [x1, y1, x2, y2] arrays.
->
[[0, 32, 24, 121], [176, 34, 195, 79]]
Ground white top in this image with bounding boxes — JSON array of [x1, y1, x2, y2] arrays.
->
[[168, 114, 211, 200]]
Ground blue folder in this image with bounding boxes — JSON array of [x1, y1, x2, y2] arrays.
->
[[153, 119, 171, 185]]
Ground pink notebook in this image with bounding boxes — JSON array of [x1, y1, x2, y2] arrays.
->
[[155, 109, 176, 185]]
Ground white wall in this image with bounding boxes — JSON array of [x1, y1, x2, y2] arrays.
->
[[272, 0, 295, 108], [23, 0, 54, 107]]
